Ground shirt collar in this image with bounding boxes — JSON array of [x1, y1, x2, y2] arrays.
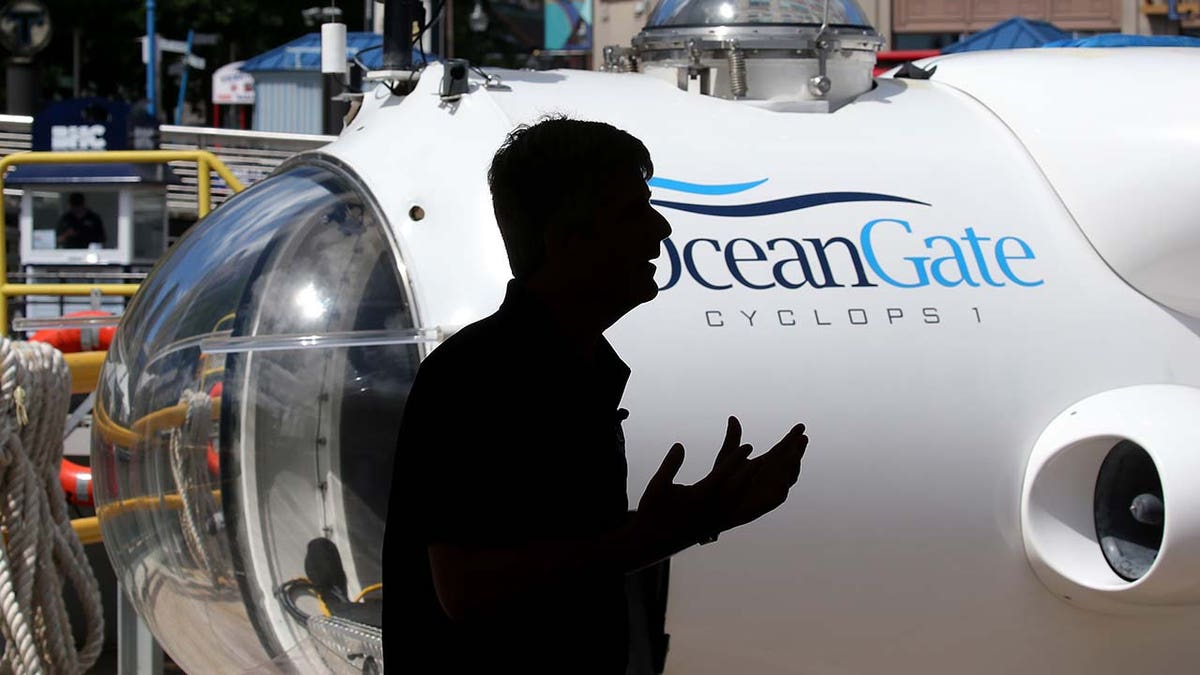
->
[[498, 279, 631, 410]]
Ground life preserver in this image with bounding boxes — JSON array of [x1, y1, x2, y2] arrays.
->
[[206, 381, 222, 476], [60, 458, 93, 507], [30, 310, 116, 353]]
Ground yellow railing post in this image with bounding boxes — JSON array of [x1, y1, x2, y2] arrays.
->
[[197, 154, 211, 218], [0, 167, 8, 327], [71, 516, 102, 546], [0, 150, 246, 334]]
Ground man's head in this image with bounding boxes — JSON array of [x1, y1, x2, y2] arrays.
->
[[68, 192, 86, 212], [488, 117, 671, 315]]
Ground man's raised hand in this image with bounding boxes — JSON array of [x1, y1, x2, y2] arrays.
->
[[635, 416, 809, 552]]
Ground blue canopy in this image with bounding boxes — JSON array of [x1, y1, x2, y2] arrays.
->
[[6, 163, 180, 185], [1043, 34, 1200, 48], [240, 32, 433, 73], [942, 17, 1070, 54]]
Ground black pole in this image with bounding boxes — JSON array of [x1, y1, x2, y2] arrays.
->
[[382, 0, 413, 70], [5, 58, 36, 115], [322, 74, 349, 135]]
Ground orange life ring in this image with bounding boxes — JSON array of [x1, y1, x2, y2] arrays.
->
[[30, 310, 115, 353], [207, 442, 220, 476], [206, 381, 222, 476], [60, 458, 93, 507]]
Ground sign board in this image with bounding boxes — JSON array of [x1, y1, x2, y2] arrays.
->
[[212, 61, 255, 105], [138, 35, 206, 69], [544, 0, 592, 51], [31, 98, 159, 152], [191, 32, 220, 47], [0, 0, 51, 56]]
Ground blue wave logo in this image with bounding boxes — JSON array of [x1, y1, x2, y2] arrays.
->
[[646, 177, 768, 196], [648, 177, 930, 218]]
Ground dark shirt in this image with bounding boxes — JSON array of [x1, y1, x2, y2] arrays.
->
[[56, 209, 106, 249], [387, 280, 632, 673]]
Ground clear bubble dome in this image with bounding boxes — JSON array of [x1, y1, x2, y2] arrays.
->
[[92, 160, 419, 672], [645, 0, 873, 28]]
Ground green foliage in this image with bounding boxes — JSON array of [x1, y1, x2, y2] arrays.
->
[[25, 0, 366, 119]]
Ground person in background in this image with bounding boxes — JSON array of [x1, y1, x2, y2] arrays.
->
[[57, 193, 106, 249]]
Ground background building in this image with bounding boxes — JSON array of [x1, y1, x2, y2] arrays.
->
[[591, 0, 1194, 65]]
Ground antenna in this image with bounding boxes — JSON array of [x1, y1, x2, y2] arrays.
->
[[807, 0, 833, 98], [382, 0, 413, 71], [367, 0, 422, 93]]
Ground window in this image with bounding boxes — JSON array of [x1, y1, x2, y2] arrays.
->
[[29, 189, 117, 251], [94, 160, 417, 672]]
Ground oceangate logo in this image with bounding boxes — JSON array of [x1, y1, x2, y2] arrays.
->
[[648, 177, 1043, 293]]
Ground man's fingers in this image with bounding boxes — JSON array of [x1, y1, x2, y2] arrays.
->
[[648, 443, 686, 493], [784, 434, 808, 483], [767, 427, 808, 485], [712, 416, 743, 469]]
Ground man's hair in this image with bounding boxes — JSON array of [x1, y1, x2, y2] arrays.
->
[[68, 193, 85, 207], [487, 116, 653, 279]]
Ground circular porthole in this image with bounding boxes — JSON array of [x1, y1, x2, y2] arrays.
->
[[1094, 441, 1164, 581], [1021, 385, 1200, 611]]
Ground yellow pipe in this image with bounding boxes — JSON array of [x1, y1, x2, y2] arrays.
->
[[354, 583, 383, 602], [203, 155, 244, 194], [96, 490, 221, 520], [71, 516, 102, 546], [0, 150, 246, 191], [93, 395, 221, 447], [198, 155, 211, 218], [92, 396, 139, 447], [130, 396, 221, 438], [64, 351, 106, 395], [1, 284, 140, 297]]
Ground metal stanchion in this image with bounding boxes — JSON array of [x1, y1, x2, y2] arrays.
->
[[117, 589, 162, 675]]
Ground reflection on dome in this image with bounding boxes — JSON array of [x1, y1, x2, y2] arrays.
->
[[630, 0, 881, 109], [646, 0, 871, 28], [92, 159, 419, 673]]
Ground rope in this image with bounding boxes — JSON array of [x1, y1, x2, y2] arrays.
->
[[168, 390, 222, 586], [0, 340, 103, 674]]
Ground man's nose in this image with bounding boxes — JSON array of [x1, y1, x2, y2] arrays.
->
[[653, 208, 672, 241]]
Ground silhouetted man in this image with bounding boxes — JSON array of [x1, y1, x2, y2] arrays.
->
[[56, 193, 106, 249], [387, 117, 808, 673]]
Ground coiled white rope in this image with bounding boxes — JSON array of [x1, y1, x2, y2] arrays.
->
[[168, 390, 220, 584], [0, 340, 103, 674]]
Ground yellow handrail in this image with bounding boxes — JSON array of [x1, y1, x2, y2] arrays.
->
[[6, 284, 140, 297], [96, 491, 222, 521], [130, 396, 222, 438], [71, 516, 102, 546], [92, 392, 138, 447], [0, 149, 247, 332], [92, 391, 222, 448], [63, 351, 106, 395]]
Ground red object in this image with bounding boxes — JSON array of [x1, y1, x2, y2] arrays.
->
[[206, 381, 222, 476], [207, 442, 220, 476], [61, 458, 93, 506], [874, 50, 941, 76], [29, 310, 115, 353]]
